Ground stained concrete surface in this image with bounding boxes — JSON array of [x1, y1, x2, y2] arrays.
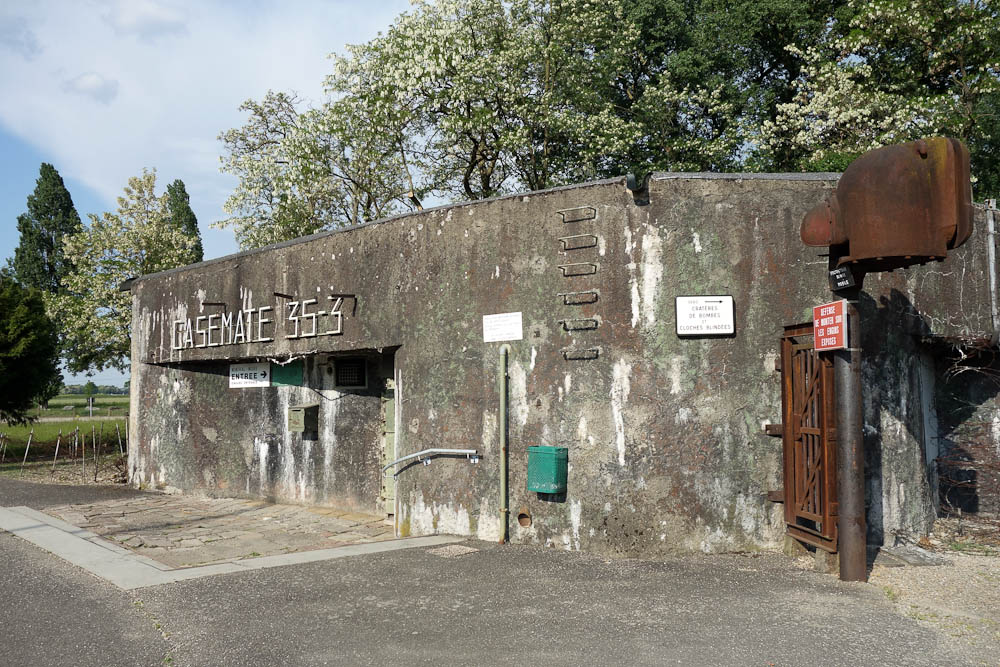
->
[[46, 495, 394, 568]]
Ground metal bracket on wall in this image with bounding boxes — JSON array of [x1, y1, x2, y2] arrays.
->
[[557, 290, 599, 305], [557, 206, 597, 224], [558, 262, 599, 277], [561, 347, 601, 361], [558, 234, 599, 252], [558, 318, 600, 331]]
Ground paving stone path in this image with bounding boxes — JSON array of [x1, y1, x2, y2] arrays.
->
[[46, 495, 394, 568]]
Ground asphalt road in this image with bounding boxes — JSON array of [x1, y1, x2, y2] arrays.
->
[[0, 478, 982, 666]]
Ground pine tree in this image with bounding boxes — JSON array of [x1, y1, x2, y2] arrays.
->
[[166, 179, 203, 263], [11, 163, 83, 293], [0, 276, 61, 424]]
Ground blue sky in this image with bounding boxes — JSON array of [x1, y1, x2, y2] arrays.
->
[[0, 0, 410, 386]]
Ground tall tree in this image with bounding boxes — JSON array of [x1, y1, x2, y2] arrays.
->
[[761, 0, 1000, 196], [52, 169, 198, 373], [0, 276, 61, 424], [166, 179, 203, 263], [11, 163, 82, 293], [216, 0, 873, 249], [218, 91, 413, 249]]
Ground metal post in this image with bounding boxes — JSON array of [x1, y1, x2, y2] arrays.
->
[[834, 286, 867, 582], [498, 344, 511, 544]]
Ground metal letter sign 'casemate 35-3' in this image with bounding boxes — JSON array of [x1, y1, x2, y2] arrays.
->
[[797, 137, 973, 583]]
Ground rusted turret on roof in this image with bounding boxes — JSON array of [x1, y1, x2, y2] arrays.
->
[[801, 137, 973, 272]]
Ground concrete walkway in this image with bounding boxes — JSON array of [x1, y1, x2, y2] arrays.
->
[[44, 494, 395, 568], [0, 503, 458, 590]]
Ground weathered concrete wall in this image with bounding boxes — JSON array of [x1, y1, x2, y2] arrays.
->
[[129, 174, 998, 556]]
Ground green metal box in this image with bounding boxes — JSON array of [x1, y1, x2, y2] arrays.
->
[[526, 446, 568, 493]]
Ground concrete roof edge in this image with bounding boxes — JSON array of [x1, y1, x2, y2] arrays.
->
[[130, 171, 843, 286], [651, 171, 842, 181]]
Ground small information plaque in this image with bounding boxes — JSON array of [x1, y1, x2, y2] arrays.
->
[[229, 362, 270, 388], [829, 266, 856, 291], [813, 300, 847, 351], [483, 312, 523, 343], [675, 296, 735, 336]]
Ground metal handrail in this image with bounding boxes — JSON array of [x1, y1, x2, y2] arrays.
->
[[382, 448, 479, 476]]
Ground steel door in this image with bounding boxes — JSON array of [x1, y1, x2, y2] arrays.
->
[[780, 323, 839, 552]]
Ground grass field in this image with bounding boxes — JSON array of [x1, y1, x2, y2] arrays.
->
[[0, 418, 127, 459], [32, 393, 129, 419]]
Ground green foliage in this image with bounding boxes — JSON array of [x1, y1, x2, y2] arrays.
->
[[11, 163, 83, 293], [219, 0, 996, 247], [0, 276, 61, 424], [762, 0, 1000, 199], [218, 91, 411, 249], [52, 169, 198, 373], [165, 179, 203, 263], [83, 381, 97, 396]]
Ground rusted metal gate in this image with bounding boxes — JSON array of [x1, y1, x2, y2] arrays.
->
[[780, 323, 838, 552]]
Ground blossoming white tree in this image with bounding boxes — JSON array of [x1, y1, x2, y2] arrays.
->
[[53, 169, 198, 373]]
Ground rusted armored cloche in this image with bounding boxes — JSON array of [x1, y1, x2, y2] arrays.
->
[[801, 137, 973, 272]]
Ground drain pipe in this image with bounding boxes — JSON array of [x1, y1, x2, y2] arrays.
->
[[498, 344, 512, 544], [987, 200, 999, 346]]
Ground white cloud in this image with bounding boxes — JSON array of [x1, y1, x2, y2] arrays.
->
[[0, 15, 42, 60], [62, 71, 120, 104], [102, 0, 186, 40], [0, 0, 411, 259]]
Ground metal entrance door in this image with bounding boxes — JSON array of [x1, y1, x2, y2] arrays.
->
[[780, 323, 838, 552], [379, 378, 396, 518]]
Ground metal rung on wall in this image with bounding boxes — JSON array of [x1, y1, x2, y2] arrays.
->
[[558, 262, 598, 277], [558, 234, 599, 251], [557, 206, 597, 224], [558, 318, 600, 331], [561, 347, 601, 361], [557, 290, 599, 305]]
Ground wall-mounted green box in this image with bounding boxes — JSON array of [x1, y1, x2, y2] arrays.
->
[[526, 446, 568, 493]]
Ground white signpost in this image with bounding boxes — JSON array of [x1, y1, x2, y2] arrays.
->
[[675, 296, 735, 335], [229, 362, 270, 388], [483, 312, 523, 343]]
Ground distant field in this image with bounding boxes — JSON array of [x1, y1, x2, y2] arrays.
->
[[36, 393, 129, 418], [0, 418, 127, 458]]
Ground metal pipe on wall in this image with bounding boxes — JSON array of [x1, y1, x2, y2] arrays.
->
[[986, 200, 999, 346], [498, 344, 512, 544], [835, 287, 868, 582]]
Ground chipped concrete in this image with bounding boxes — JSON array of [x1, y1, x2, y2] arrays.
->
[[128, 174, 999, 559]]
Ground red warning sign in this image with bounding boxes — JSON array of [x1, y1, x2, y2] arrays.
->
[[813, 300, 847, 351]]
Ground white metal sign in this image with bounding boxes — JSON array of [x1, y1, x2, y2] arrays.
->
[[483, 312, 523, 343], [675, 296, 735, 335], [229, 362, 270, 388]]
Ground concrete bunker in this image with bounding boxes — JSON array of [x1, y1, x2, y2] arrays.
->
[[127, 173, 1000, 557]]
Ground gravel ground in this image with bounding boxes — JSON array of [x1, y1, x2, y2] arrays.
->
[[0, 454, 125, 485], [868, 516, 1000, 666], [869, 552, 1000, 664]]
